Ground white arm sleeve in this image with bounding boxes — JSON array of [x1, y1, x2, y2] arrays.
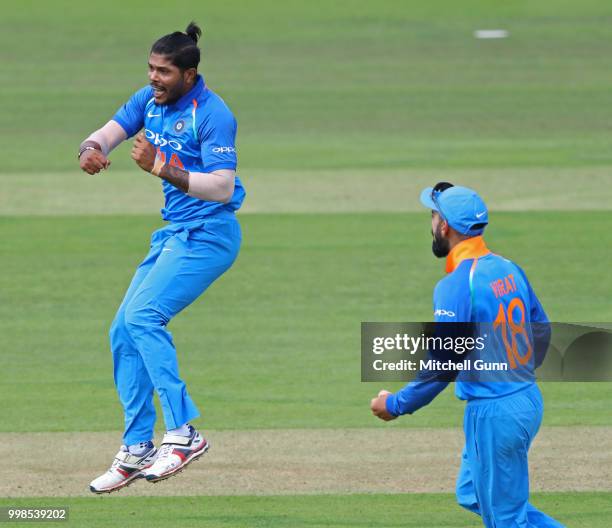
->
[[86, 120, 127, 155], [187, 169, 236, 203]]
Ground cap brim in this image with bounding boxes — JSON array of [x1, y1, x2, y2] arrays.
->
[[419, 187, 438, 211]]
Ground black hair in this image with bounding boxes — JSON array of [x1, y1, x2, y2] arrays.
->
[[433, 181, 454, 193], [151, 22, 202, 70]]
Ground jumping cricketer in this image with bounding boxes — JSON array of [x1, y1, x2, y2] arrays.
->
[[370, 183, 565, 527], [79, 23, 245, 493]]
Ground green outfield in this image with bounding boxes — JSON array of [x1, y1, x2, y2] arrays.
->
[[2, 493, 611, 528], [4, 0, 612, 174], [2, 212, 612, 433], [1, 0, 611, 526]]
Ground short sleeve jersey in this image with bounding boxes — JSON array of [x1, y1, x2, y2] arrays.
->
[[112, 75, 245, 222]]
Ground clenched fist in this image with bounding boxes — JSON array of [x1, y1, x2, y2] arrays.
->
[[80, 148, 111, 174], [131, 132, 156, 172], [370, 390, 396, 421]]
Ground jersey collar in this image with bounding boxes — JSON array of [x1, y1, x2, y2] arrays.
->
[[446, 235, 490, 273], [172, 74, 206, 111]]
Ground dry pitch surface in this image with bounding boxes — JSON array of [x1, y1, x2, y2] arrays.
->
[[2, 427, 610, 498]]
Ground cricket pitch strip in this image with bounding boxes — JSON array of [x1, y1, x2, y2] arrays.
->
[[1, 427, 610, 497]]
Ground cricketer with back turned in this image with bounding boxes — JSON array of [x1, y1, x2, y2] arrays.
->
[[370, 183, 565, 528], [79, 22, 244, 493]]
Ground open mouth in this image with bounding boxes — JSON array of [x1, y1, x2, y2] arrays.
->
[[151, 85, 166, 98]]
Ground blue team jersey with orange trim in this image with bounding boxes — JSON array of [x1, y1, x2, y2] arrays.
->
[[112, 75, 245, 222], [386, 236, 550, 416]]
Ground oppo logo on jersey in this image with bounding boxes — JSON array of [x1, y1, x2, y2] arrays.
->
[[434, 309, 456, 317], [212, 146, 236, 153], [144, 129, 182, 151]]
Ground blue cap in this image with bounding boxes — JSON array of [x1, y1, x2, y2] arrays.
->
[[420, 185, 488, 236]]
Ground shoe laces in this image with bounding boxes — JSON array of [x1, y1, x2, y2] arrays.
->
[[156, 443, 174, 461], [108, 457, 122, 474]]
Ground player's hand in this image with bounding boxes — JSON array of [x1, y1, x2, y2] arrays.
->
[[370, 390, 396, 421], [80, 149, 111, 174], [131, 132, 156, 172]]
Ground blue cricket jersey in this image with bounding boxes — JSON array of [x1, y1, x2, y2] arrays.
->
[[386, 236, 551, 416], [112, 75, 245, 222]]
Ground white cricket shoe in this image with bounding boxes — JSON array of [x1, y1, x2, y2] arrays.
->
[[89, 444, 157, 494], [143, 425, 209, 483]]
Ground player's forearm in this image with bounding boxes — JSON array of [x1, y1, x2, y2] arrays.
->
[[79, 139, 103, 156], [154, 164, 190, 193], [153, 165, 235, 203], [82, 120, 127, 155], [386, 380, 450, 416], [386, 352, 459, 416]]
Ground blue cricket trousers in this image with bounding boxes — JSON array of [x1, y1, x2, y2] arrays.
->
[[109, 211, 241, 446], [456, 384, 565, 528]]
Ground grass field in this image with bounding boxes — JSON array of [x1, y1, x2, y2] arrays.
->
[[2, 494, 611, 528], [1, 0, 611, 526], [2, 212, 612, 433]]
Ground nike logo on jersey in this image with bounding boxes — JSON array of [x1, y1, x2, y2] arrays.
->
[[148, 111, 161, 118]]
